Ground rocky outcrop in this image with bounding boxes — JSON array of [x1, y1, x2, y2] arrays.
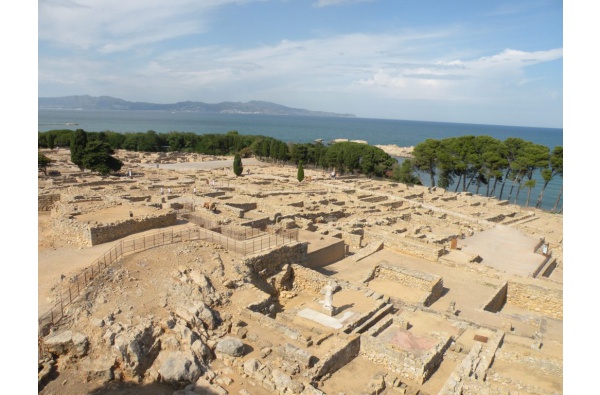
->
[[44, 330, 89, 357]]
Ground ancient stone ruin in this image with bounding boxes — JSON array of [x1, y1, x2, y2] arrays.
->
[[38, 149, 563, 395]]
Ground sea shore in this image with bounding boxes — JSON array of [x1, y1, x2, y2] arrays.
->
[[375, 144, 414, 158]]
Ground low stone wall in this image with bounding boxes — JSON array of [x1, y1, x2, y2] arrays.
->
[[240, 216, 272, 230], [438, 331, 504, 394], [369, 264, 444, 307], [242, 243, 309, 279], [437, 255, 502, 280], [382, 234, 446, 261], [495, 349, 562, 380], [360, 317, 452, 384], [311, 334, 360, 380], [89, 212, 177, 246], [38, 193, 61, 211], [122, 195, 151, 202], [506, 282, 562, 320], [339, 231, 363, 249], [239, 309, 310, 346]]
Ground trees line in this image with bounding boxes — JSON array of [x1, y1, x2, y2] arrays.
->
[[408, 136, 562, 212], [38, 129, 398, 177], [38, 129, 562, 212]]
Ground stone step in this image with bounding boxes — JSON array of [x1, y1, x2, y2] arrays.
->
[[351, 303, 395, 334]]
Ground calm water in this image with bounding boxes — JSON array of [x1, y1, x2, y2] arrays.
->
[[38, 109, 563, 211]]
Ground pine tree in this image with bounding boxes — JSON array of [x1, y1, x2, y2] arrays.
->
[[297, 161, 305, 182], [233, 154, 243, 176], [70, 129, 88, 171]]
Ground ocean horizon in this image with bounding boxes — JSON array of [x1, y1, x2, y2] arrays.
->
[[38, 109, 563, 211]]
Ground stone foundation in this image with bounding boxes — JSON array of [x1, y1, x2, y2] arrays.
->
[[89, 212, 177, 246], [39, 194, 61, 211], [366, 263, 444, 307], [360, 316, 452, 384], [506, 282, 562, 320]]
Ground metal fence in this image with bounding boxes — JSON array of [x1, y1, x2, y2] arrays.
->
[[38, 224, 299, 335]]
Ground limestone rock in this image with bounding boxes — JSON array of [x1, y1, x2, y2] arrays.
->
[[158, 351, 201, 384], [215, 337, 245, 357], [272, 369, 293, 391], [113, 319, 162, 378], [45, 330, 89, 357], [80, 354, 116, 382], [243, 358, 262, 375]]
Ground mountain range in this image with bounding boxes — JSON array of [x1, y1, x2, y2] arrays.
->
[[38, 95, 355, 118]]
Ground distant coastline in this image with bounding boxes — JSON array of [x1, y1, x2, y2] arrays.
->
[[38, 95, 355, 118]]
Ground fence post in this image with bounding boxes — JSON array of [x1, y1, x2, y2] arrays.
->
[[60, 295, 64, 319], [69, 287, 72, 303]]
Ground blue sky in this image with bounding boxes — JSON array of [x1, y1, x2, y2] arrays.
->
[[38, 0, 563, 128]]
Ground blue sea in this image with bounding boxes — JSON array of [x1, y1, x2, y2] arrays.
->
[[38, 109, 563, 211]]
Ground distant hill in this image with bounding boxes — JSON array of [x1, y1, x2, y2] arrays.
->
[[38, 95, 355, 118]]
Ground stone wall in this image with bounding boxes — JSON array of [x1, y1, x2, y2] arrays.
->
[[360, 318, 452, 384], [51, 215, 92, 246], [506, 282, 562, 320], [311, 334, 360, 380], [242, 243, 309, 279], [438, 331, 504, 395], [290, 264, 334, 295], [89, 212, 177, 246], [495, 349, 562, 380], [369, 264, 444, 307], [382, 234, 446, 261], [38, 194, 61, 211], [339, 231, 363, 249], [482, 282, 508, 313], [239, 309, 311, 346], [306, 239, 346, 268]]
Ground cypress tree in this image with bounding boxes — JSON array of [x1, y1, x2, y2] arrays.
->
[[233, 154, 243, 176], [297, 161, 304, 182]]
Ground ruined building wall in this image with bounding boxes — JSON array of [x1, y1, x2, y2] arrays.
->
[[360, 317, 452, 384], [311, 335, 361, 380], [483, 282, 508, 313], [372, 264, 444, 307], [381, 234, 446, 261], [38, 194, 61, 211], [506, 282, 562, 320], [306, 239, 346, 268], [290, 264, 333, 295], [89, 212, 178, 246], [375, 265, 438, 292], [242, 242, 309, 279]]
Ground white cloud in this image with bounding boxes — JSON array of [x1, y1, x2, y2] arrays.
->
[[38, 0, 262, 52], [38, 6, 562, 127]]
